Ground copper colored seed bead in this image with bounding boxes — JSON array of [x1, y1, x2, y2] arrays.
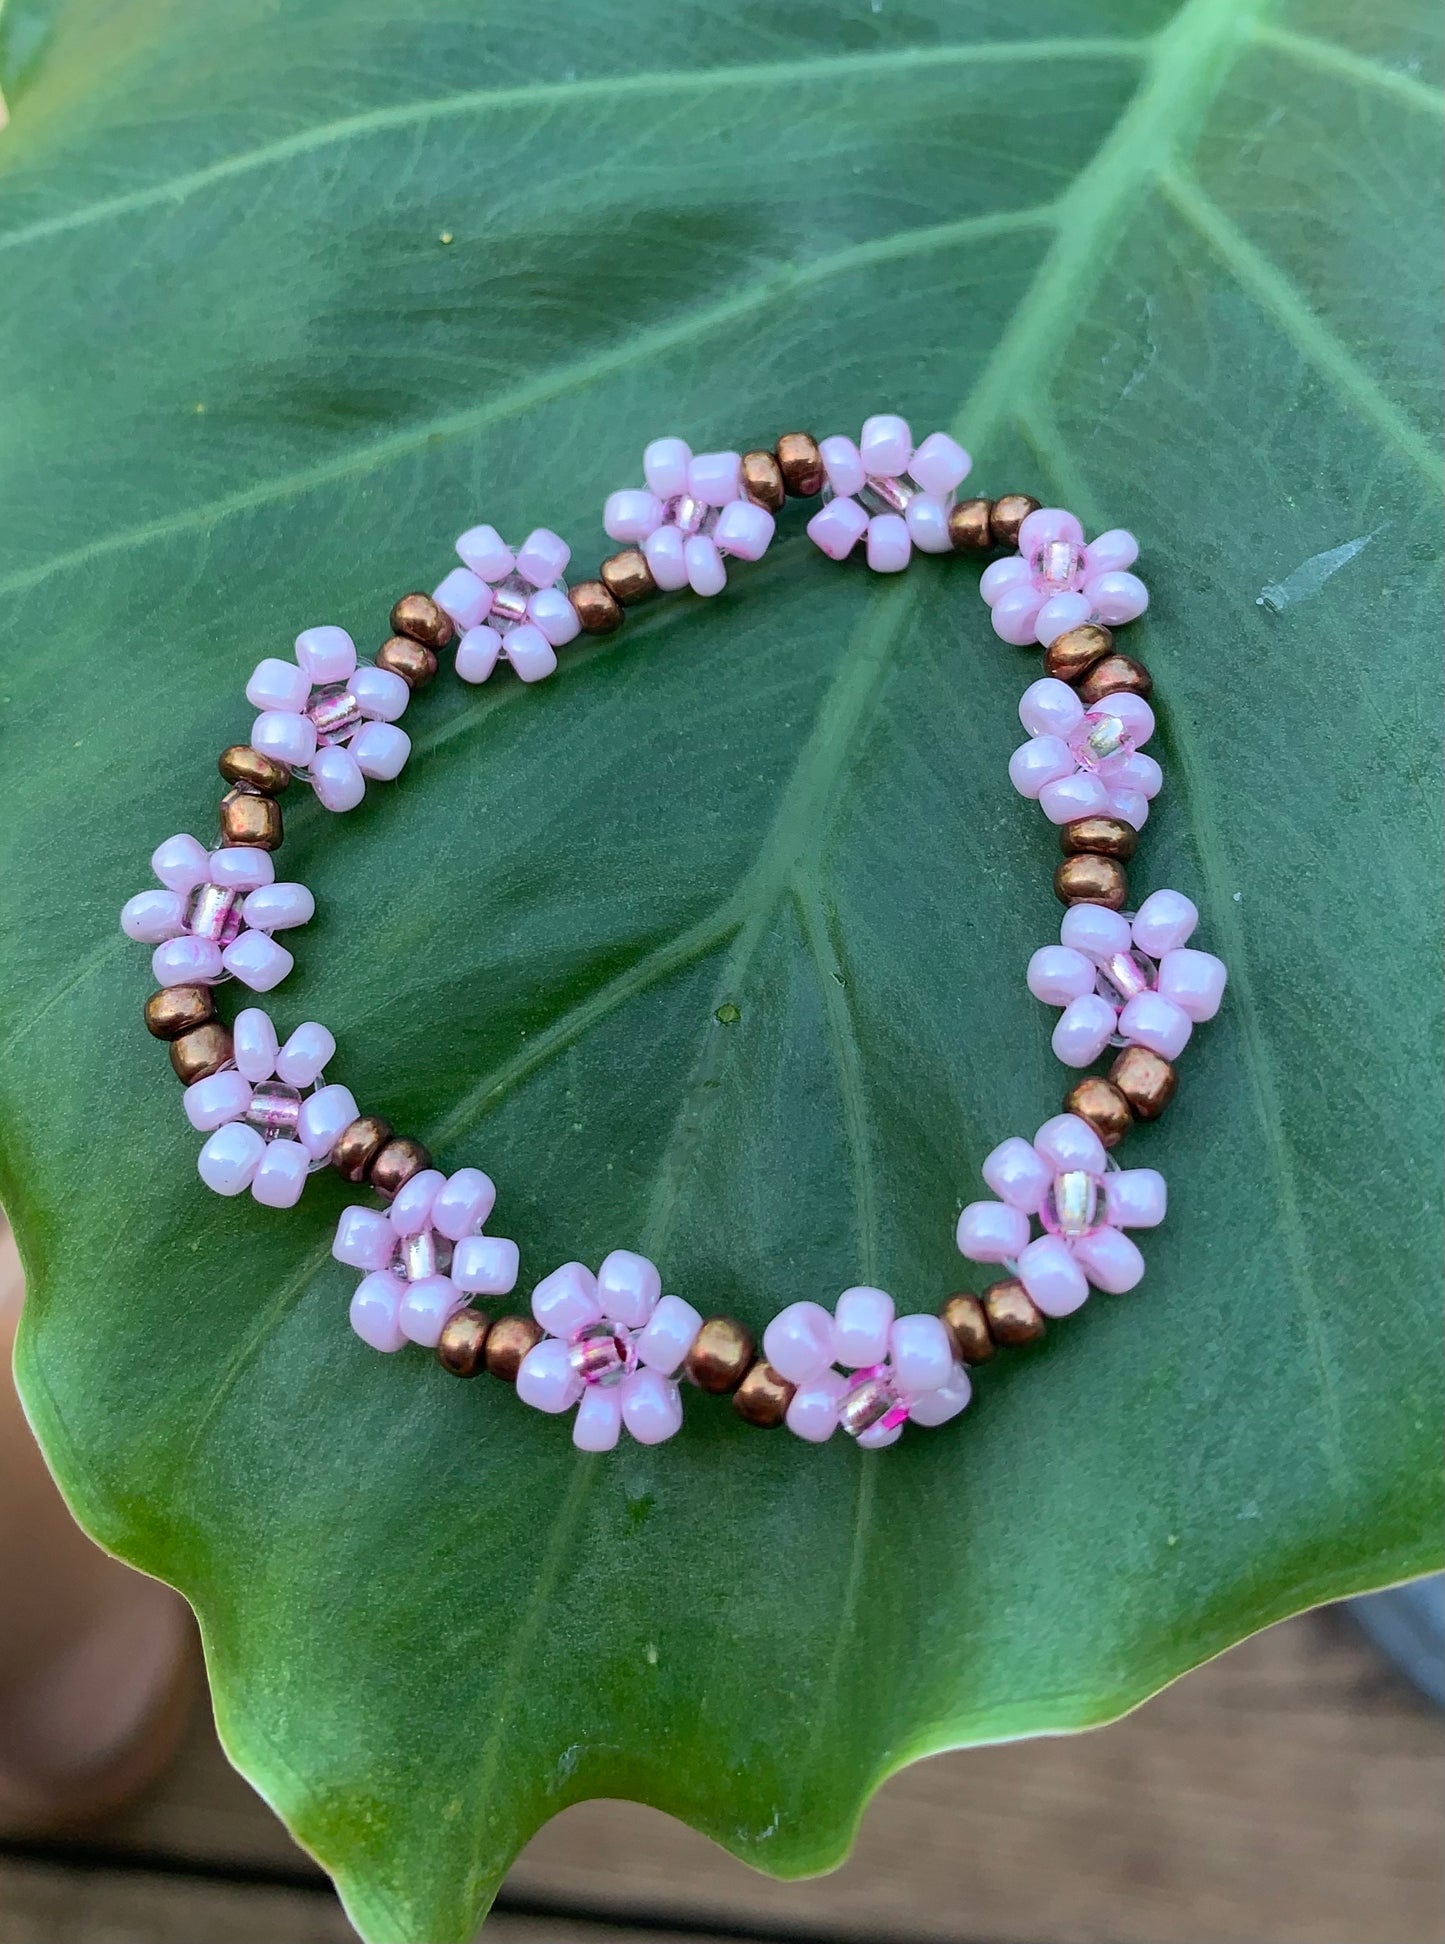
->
[[145, 984, 215, 1041], [599, 547, 657, 607], [219, 787, 282, 851], [684, 1316, 755, 1394], [940, 1293, 995, 1366], [1061, 816, 1137, 861], [169, 1020, 234, 1085], [568, 578, 625, 635], [436, 1309, 491, 1378], [988, 495, 1042, 550], [740, 449, 786, 512], [732, 1360, 795, 1428], [218, 745, 290, 794], [774, 431, 825, 498], [375, 635, 438, 689], [1043, 622, 1114, 684], [947, 497, 993, 552], [485, 1315, 545, 1383], [369, 1137, 432, 1199], [390, 592, 454, 650], [983, 1278, 1046, 1346], [1078, 653, 1153, 707], [330, 1115, 393, 1184], [1063, 1075, 1133, 1151], [1110, 1045, 1178, 1121], [1054, 853, 1128, 909]]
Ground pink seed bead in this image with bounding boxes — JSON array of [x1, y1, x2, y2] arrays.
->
[[1118, 990, 1193, 1060], [713, 498, 774, 561], [295, 626, 356, 685], [532, 1261, 602, 1337], [908, 430, 970, 497], [388, 1167, 445, 1238], [516, 1338, 583, 1414], [620, 1367, 684, 1444], [1028, 945, 1096, 1006], [500, 624, 556, 683], [643, 524, 689, 591], [152, 936, 223, 986], [150, 832, 213, 894], [1038, 772, 1111, 824], [683, 533, 726, 597], [275, 1021, 333, 1086], [455, 624, 503, 684], [208, 847, 275, 892], [856, 1419, 903, 1450], [308, 745, 365, 813], [806, 497, 868, 561], [184, 1069, 253, 1133], [979, 556, 1030, 607], [989, 585, 1045, 646], [513, 527, 568, 589], [232, 1007, 279, 1082], [955, 1200, 1030, 1264], [251, 1139, 309, 1209], [430, 1168, 496, 1242], [907, 1364, 972, 1426], [1052, 995, 1118, 1068], [251, 709, 317, 769], [433, 567, 494, 632], [398, 1274, 463, 1348], [197, 1122, 265, 1196], [832, 1286, 895, 1369], [596, 1249, 662, 1329], [1034, 1113, 1108, 1175], [1107, 787, 1149, 831], [1088, 569, 1148, 624], [298, 1083, 359, 1160], [245, 658, 310, 715], [241, 882, 314, 932], [687, 451, 741, 507], [981, 1136, 1052, 1214], [1132, 888, 1199, 956], [1034, 591, 1093, 646], [1096, 691, 1154, 748], [1156, 947, 1227, 1021], [1019, 678, 1085, 739], [818, 435, 865, 498], [1070, 1226, 1146, 1294], [1106, 1169, 1168, 1230], [333, 1206, 396, 1271], [350, 1272, 407, 1353], [1017, 507, 1085, 553], [121, 889, 186, 943], [1061, 903, 1133, 961], [1082, 529, 1139, 576], [859, 413, 912, 478], [888, 1313, 954, 1393], [455, 524, 515, 580], [1017, 1235, 1090, 1317], [866, 513, 910, 573], [351, 720, 410, 780], [1008, 735, 1075, 800], [222, 929, 293, 992], [762, 1302, 838, 1385], [785, 1368, 848, 1444], [527, 586, 581, 647], [449, 1234, 519, 1296], [349, 665, 409, 724], [904, 494, 951, 554], [635, 1294, 703, 1377], [573, 1385, 623, 1452], [643, 436, 691, 499], [604, 490, 663, 543]]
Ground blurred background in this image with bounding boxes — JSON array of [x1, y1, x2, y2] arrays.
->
[[3, 1221, 1440, 1943]]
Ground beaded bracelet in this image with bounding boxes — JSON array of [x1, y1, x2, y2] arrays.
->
[[119, 414, 1226, 1455]]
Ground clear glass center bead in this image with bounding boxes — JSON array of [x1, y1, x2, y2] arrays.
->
[[186, 883, 244, 946], [1069, 710, 1133, 770], [1096, 947, 1156, 1009], [663, 493, 715, 539], [857, 474, 913, 515], [1041, 1169, 1103, 1239], [244, 1080, 302, 1137], [393, 1230, 452, 1281], [567, 1321, 637, 1388], [306, 683, 363, 745], [1030, 537, 1086, 594], [838, 1365, 911, 1437], [488, 575, 531, 629]]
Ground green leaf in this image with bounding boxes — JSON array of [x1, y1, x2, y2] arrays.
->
[[2, 0, 1441, 1937]]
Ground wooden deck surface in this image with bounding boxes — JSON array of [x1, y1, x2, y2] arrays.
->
[[0, 1606, 1439, 1943]]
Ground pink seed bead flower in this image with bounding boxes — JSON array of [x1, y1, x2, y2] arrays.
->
[[980, 507, 1148, 647], [1028, 892, 1228, 1069], [1008, 675, 1162, 829], [121, 833, 314, 993], [764, 1288, 970, 1448], [957, 1114, 1167, 1316], [336, 1167, 520, 1354], [603, 439, 775, 597], [515, 1251, 704, 1451], [806, 412, 971, 572], [245, 626, 412, 813], [183, 1007, 338, 1207], [435, 525, 578, 686]]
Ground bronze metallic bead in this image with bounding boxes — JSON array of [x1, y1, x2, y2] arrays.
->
[[940, 1293, 995, 1366], [369, 1136, 433, 1199], [1110, 1045, 1178, 1120], [1078, 654, 1153, 707], [330, 1115, 394, 1183], [988, 495, 1042, 550], [436, 1309, 491, 1378], [774, 431, 825, 499], [1060, 815, 1137, 861], [390, 592, 455, 649], [732, 1360, 795, 1428], [169, 1020, 234, 1085], [375, 635, 438, 689], [1062, 1075, 1132, 1151], [947, 497, 994, 552], [599, 547, 657, 607], [145, 984, 215, 1041], [983, 1278, 1046, 1346], [684, 1316, 755, 1394], [485, 1314, 545, 1383], [218, 745, 290, 794], [1054, 852, 1128, 909], [740, 449, 786, 512], [568, 578, 625, 635], [219, 787, 282, 851], [1043, 622, 1114, 684]]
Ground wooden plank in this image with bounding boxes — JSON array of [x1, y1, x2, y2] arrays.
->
[[66, 1608, 1443, 1944]]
